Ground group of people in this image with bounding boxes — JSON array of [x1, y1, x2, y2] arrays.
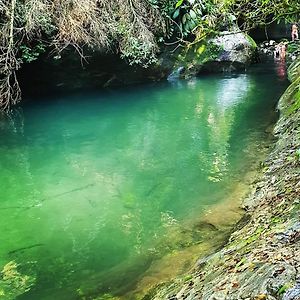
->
[[274, 23, 298, 59]]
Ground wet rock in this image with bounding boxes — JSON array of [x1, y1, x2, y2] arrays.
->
[[233, 213, 251, 231], [193, 221, 219, 232], [266, 264, 297, 296], [197, 31, 257, 73], [283, 281, 300, 300], [196, 254, 215, 268], [276, 221, 300, 244]]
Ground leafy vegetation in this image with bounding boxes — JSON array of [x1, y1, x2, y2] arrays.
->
[[19, 43, 47, 63]]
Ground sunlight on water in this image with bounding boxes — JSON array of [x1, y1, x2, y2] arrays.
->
[[0, 64, 287, 299]]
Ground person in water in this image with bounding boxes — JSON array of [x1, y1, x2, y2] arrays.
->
[[280, 43, 286, 59], [274, 42, 286, 60], [274, 44, 281, 58], [292, 23, 299, 41]]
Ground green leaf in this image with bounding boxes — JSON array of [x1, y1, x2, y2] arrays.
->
[[175, 0, 184, 9], [189, 9, 197, 20], [173, 8, 180, 19], [183, 22, 190, 32], [189, 19, 197, 30]]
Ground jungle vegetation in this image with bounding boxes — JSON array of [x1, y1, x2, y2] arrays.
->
[[0, 0, 299, 111]]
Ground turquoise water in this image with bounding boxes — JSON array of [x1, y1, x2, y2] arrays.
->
[[0, 62, 287, 299]]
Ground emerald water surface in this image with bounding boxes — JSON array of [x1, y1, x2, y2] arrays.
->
[[0, 62, 287, 299]]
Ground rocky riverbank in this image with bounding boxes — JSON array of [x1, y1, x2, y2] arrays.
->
[[145, 59, 300, 300]]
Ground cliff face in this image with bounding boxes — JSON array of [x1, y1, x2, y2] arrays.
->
[[147, 59, 300, 300]]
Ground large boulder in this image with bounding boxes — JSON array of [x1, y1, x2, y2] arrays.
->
[[169, 31, 257, 78], [210, 31, 257, 66]]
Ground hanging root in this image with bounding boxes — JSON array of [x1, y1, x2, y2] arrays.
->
[[0, 0, 21, 112]]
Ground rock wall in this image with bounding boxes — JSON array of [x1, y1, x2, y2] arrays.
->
[[18, 51, 170, 98], [18, 31, 257, 99], [250, 23, 291, 42], [147, 59, 300, 300]]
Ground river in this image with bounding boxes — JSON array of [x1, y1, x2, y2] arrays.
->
[[0, 61, 287, 299]]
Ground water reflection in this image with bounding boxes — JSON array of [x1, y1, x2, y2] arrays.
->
[[216, 75, 251, 109], [206, 75, 252, 182], [274, 58, 287, 80]]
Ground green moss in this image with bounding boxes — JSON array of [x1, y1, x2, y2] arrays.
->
[[183, 275, 193, 282], [295, 149, 300, 160], [197, 44, 206, 55], [270, 216, 283, 224], [235, 257, 247, 268], [175, 40, 223, 71], [286, 88, 300, 116], [245, 35, 257, 49], [198, 42, 223, 63], [277, 283, 292, 295]]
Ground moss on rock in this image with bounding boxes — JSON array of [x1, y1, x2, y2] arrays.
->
[[170, 31, 257, 78]]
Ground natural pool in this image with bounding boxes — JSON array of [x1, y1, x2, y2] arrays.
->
[[0, 61, 287, 299]]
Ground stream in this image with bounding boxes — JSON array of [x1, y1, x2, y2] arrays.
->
[[0, 61, 288, 299]]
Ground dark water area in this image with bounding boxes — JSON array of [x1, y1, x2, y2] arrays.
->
[[0, 60, 288, 299], [18, 52, 166, 99]]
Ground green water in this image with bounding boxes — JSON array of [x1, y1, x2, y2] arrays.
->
[[0, 62, 287, 299]]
